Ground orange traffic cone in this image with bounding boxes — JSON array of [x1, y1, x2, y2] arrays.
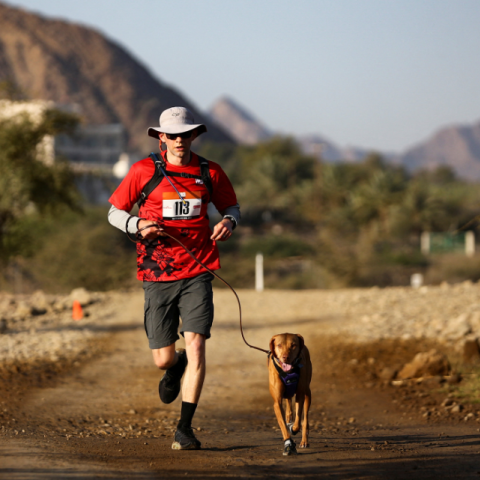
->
[[72, 300, 83, 321]]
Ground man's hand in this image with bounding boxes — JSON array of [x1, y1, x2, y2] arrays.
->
[[137, 219, 165, 240], [210, 218, 233, 241]]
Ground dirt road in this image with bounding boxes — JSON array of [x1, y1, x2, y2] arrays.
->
[[2, 288, 480, 479]]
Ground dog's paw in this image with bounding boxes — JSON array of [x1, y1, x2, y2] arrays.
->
[[283, 439, 298, 456], [287, 423, 299, 436], [299, 441, 310, 448]]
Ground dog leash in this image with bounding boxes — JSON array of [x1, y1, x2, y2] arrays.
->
[[130, 224, 270, 355]]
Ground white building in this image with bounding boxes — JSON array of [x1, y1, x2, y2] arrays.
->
[[0, 99, 127, 171], [0, 99, 132, 203], [55, 123, 125, 169]]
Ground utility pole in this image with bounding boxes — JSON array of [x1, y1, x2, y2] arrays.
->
[[255, 253, 264, 292]]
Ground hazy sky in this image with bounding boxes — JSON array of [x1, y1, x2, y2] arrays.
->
[[4, 0, 480, 152]]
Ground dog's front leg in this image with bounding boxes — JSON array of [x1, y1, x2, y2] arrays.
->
[[295, 390, 311, 448], [273, 399, 291, 441], [300, 390, 311, 448], [293, 393, 304, 436], [285, 397, 293, 425]]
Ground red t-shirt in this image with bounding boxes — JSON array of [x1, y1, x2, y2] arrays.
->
[[109, 151, 238, 281]]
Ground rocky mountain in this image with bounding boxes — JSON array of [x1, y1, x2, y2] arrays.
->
[[210, 95, 480, 179], [397, 121, 480, 179], [4, 1, 478, 178], [295, 133, 374, 162], [0, 2, 233, 153], [208, 96, 272, 145], [210, 96, 374, 162]]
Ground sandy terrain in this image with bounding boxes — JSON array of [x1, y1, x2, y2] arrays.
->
[[1, 286, 480, 479]]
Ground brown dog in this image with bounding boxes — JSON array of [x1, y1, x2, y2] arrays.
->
[[268, 333, 312, 455]]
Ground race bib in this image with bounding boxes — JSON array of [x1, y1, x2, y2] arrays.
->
[[163, 191, 202, 220]]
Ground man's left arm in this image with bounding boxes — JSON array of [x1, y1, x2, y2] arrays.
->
[[208, 163, 240, 242], [210, 204, 240, 241]]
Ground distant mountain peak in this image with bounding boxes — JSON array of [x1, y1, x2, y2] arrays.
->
[[398, 120, 480, 179], [208, 96, 272, 145]]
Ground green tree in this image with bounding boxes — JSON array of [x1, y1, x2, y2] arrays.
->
[[349, 167, 407, 236], [0, 78, 27, 101], [0, 107, 81, 261], [234, 136, 317, 225]]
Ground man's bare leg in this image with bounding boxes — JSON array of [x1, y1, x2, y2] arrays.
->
[[171, 332, 206, 450], [152, 344, 177, 370], [182, 332, 206, 403]]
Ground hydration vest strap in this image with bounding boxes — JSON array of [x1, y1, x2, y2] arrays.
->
[[137, 153, 212, 207]]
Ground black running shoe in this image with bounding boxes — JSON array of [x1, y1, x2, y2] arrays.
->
[[171, 427, 201, 450], [159, 349, 187, 404]]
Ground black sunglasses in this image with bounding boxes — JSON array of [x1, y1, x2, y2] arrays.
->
[[165, 131, 193, 140]]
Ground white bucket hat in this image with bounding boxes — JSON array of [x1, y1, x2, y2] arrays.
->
[[147, 106, 207, 139]]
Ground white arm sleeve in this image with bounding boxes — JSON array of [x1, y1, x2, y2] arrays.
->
[[108, 204, 141, 234]]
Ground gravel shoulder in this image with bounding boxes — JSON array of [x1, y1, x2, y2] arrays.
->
[[2, 285, 480, 478]]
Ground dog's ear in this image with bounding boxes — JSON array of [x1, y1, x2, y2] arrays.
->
[[269, 336, 277, 356], [295, 334, 305, 352]]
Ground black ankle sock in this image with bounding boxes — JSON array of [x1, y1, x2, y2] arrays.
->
[[177, 402, 197, 431]]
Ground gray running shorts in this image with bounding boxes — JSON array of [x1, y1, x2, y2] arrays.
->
[[142, 272, 214, 350]]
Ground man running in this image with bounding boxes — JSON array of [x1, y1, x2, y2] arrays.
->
[[108, 106, 240, 450]]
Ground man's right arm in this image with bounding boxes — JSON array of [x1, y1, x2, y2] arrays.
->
[[108, 205, 164, 239], [108, 204, 141, 234]]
